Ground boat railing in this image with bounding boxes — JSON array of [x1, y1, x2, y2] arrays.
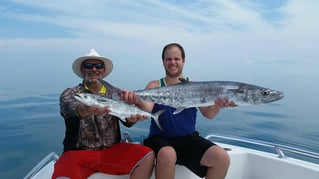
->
[[205, 133, 319, 160], [24, 152, 59, 179]]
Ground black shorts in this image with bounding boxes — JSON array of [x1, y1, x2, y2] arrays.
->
[[143, 132, 215, 178]]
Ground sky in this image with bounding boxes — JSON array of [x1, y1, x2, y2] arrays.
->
[[0, 0, 318, 91]]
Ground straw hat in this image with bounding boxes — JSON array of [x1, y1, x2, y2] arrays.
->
[[72, 49, 113, 78]]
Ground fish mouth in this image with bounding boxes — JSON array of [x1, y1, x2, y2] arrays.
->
[[74, 93, 85, 101], [268, 91, 284, 103], [276, 91, 285, 100], [74, 93, 81, 98]]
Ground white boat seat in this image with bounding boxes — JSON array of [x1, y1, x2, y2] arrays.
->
[[88, 165, 200, 179]]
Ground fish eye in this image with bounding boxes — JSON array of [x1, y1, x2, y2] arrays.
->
[[262, 90, 270, 96]]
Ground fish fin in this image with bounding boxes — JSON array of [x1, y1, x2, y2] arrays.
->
[[179, 78, 190, 83], [173, 107, 185, 115], [110, 112, 127, 122], [152, 109, 165, 130], [119, 117, 127, 122]]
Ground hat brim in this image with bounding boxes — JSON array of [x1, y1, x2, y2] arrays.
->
[[72, 56, 113, 78]]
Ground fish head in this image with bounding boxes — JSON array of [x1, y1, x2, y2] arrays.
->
[[248, 88, 284, 105], [74, 93, 97, 106]]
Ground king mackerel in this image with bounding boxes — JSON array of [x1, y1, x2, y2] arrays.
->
[[135, 79, 284, 114]]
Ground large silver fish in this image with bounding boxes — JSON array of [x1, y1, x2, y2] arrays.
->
[[74, 93, 165, 130], [135, 80, 284, 114]]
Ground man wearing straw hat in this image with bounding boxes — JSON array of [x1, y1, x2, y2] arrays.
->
[[52, 49, 154, 179]]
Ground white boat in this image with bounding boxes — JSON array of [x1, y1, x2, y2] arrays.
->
[[24, 133, 319, 179]]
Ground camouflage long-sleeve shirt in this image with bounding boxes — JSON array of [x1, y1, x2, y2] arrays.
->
[[60, 80, 130, 152]]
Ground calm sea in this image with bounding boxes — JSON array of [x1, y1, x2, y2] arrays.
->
[[0, 60, 318, 179]]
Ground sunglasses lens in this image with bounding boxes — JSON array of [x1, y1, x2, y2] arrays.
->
[[95, 63, 104, 69], [82, 63, 93, 69], [82, 63, 104, 69]]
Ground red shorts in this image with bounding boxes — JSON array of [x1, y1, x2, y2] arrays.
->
[[52, 143, 153, 179]]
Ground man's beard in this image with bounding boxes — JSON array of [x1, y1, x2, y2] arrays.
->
[[83, 75, 101, 84]]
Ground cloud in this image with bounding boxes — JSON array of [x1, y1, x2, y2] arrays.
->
[[0, 0, 318, 64]]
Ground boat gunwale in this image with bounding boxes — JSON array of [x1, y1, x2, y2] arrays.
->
[[206, 133, 319, 159], [24, 152, 59, 179]]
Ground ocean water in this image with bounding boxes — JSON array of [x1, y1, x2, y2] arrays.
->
[[0, 60, 318, 179]]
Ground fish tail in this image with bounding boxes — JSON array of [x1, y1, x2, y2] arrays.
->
[[153, 109, 165, 130], [173, 107, 185, 115]]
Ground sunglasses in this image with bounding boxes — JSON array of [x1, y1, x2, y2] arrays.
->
[[82, 63, 104, 69]]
